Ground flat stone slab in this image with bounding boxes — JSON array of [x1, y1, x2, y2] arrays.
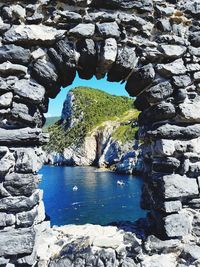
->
[[3, 25, 66, 45]]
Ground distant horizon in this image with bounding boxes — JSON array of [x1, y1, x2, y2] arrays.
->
[[45, 74, 130, 117]]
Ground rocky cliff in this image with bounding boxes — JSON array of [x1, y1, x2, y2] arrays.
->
[[44, 87, 141, 174]]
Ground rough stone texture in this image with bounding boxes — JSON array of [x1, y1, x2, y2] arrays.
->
[[0, 0, 199, 265]]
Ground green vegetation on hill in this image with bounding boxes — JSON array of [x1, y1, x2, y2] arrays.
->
[[45, 87, 139, 153], [43, 116, 60, 130]]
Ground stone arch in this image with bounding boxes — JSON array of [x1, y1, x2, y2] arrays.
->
[[0, 0, 200, 265]]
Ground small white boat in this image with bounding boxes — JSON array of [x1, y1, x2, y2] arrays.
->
[[73, 186, 78, 191], [117, 180, 125, 186]]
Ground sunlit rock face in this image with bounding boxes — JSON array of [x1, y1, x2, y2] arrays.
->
[[0, 0, 200, 265]]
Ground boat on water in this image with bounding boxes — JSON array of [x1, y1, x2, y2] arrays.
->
[[117, 180, 125, 186], [73, 186, 78, 191]]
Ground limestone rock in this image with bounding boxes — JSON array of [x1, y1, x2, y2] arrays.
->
[[144, 235, 181, 255], [157, 59, 187, 77], [11, 101, 44, 127], [96, 38, 117, 79], [69, 23, 95, 37], [159, 45, 187, 59], [0, 190, 42, 212], [32, 58, 59, 95], [91, 0, 153, 12], [0, 228, 35, 256], [164, 212, 193, 237], [3, 173, 40, 197], [144, 81, 173, 104], [181, 244, 200, 263], [177, 98, 200, 123], [13, 79, 46, 104], [3, 25, 66, 45], [0, 92, 13, 108], [14, 147, 43, 173], [160, 174, 199, 199], [0, 212, 15, 227], [0, 147, 15, 176], [108, 46, 138, 82], [0, 62, 27, 77], [126, 64, 155, 96], [141, 254, 177, 267], [77, 39, 97, 80], [172, 75, 191, 88], [0, 44, 31, 65], [0, 128, 48, 145], [96, 22, 120, 38]]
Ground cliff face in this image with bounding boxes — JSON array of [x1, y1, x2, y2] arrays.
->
[[45, 87, 140, 173]]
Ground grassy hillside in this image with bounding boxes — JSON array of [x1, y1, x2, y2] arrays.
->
[[45, 87, 139, 153]]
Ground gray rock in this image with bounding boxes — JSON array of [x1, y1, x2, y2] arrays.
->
[[172, 75, 191, 88], [69, 23, 95, 37], [144, 81, 173, 104], [189, 46, 200, 57], [14, 147, 43, 173], [13, 79, 45, 104], [11, 101, 43, 127], [0, 92, 13, 108], [108, 46, 138, 82], [181, 244, 200, 263], [164, 212, 193, 237], [91, 0, 153, 12], [0, 212, 15, 227], [0, 228, 35, 256], [0, 76, 18, 93], [0, 147, 15, 176], [3, 25, 65, 45], [160, 174, 199, 199], [31, 58, 59, 96], [159, 45, 186, 59], [157, 59, 187, 77], [96, 38, 117, 79], [16, 204, 41, 227], [0, 128, 48, 145], [164, 200, 182, 213], [77, 39, 97, 80], [57, 11, 82, 23], [48, 47, 75, 88], [96, 22, 120, 38], [0, 183, 10, 198], [126, 64, 155, 96], [189, 31, 200, 48], [139, 102, 176, 125], [3, 173, 40, 197], [0, 62, 27, 77], [121, 257, 137, 267], [144, 235, 181, 255], [148, 123, 200, 140], [0, 256, 9, 265], [141, 253, 177, 267], [194, 71, 200, 82], [0, 44, 31, 65], [182, 0, 200, 17], [156, 19, 172, 32], [177, 98, 200, 123], [0, 189, 42, 212], [187, 63, 200, 72], [152, 157, 180, 173]]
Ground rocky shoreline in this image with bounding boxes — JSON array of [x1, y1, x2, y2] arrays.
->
[[35, 221, 200, 267]]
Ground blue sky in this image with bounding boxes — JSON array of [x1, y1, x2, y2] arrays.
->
[[46, 74, 129, 117]]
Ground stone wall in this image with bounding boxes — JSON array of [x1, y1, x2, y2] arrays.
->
[[0, 0, 199, 265]]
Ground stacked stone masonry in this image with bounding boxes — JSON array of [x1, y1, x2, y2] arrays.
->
[[0, 0, 200, 266]]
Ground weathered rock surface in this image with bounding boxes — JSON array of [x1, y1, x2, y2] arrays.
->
[[0, 0, 199, 265], [3, 25, 66, 45]]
